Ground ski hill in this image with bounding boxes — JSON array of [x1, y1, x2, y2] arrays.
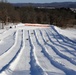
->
[[0, 23, 76, 75]]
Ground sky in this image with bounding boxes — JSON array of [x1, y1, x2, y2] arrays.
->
[[8, 0, 76, 3]]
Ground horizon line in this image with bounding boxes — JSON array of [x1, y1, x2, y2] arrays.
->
[[8, 1, 76, 4]]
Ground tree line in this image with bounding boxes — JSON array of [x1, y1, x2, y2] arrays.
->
[[0, 2, 76, 28]]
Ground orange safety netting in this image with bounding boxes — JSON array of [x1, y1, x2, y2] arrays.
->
[[25, 23, 50, 27]]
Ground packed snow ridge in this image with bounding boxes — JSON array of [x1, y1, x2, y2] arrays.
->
[[0, 23, 76, 75]]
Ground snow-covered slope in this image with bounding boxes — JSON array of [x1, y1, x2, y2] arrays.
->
[[55, 26, 76, 42], [0, 24, 76, 75]]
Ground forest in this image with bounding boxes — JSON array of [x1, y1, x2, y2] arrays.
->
[[0, 2, 76, 28]]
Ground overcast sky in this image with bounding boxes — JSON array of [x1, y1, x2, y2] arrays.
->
[[8, 0, 76, 3]]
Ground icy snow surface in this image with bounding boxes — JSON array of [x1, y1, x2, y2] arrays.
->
[[0, 23, 76, 75]]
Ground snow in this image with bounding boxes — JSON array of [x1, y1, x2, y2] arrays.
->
[[0, 23, 76, 75], [55, 26, 76, 41]]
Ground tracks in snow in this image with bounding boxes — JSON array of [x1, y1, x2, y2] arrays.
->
[[29, 30, 47, 75], [29, 29, 65, 75], [0, 31, 16, 56], [0, 30, 23, 74], [0, 26, 76, 75], [8, 30, 31, 75], [46, 27, 76, 62], [35, 29, 76, 75]]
